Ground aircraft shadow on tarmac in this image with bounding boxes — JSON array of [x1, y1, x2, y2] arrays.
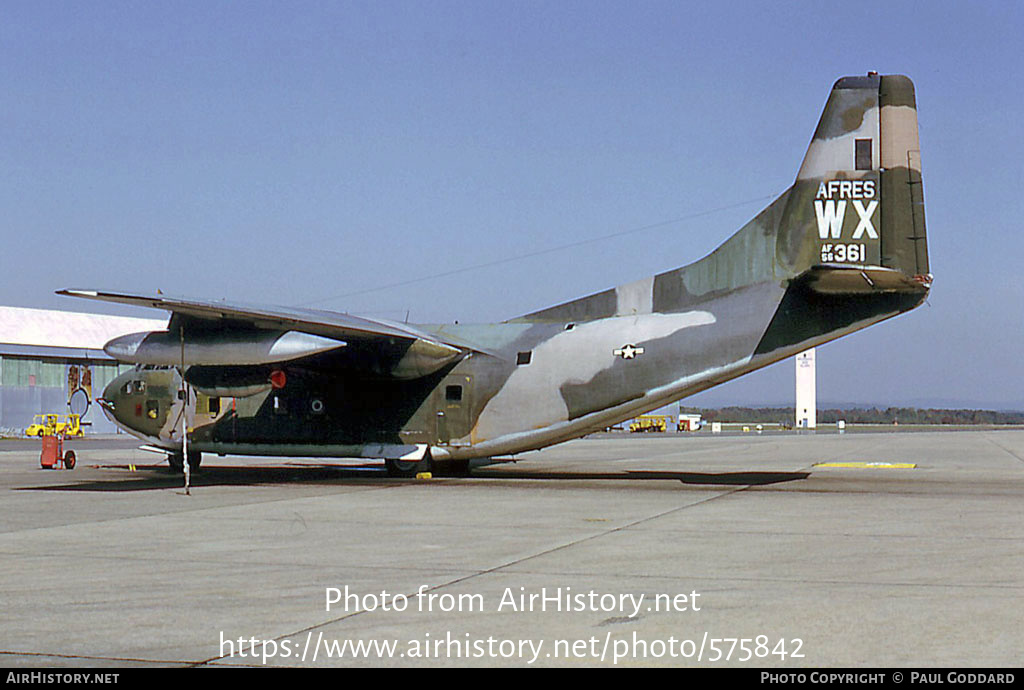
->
[[499, 469, 811, 485], [16, 464, 810, 492]]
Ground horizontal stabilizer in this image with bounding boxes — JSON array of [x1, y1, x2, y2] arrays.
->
[[802, 264, 932, 295]]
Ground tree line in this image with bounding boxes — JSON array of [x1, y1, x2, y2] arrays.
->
[[681, 406, 1024, 425]]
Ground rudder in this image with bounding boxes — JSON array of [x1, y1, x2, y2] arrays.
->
[[879, 75, 929, 277]]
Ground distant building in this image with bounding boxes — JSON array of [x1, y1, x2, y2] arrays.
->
[[678, 413, 702, 432], [0, 306, 165, 434]]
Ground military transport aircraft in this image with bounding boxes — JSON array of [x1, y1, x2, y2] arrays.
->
[[60, 73, 931, 476]]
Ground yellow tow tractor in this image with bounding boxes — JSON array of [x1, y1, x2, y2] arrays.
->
[[25, 413, 85, 438], [629, 414, 672, 433]]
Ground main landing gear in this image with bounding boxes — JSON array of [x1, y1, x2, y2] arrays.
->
[[383, 454, 471, 478], [168, 449, 202, 474], [384, 456, 431, 478]]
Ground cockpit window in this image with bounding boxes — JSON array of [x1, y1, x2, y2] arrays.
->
[[133, 380, 146, 394]]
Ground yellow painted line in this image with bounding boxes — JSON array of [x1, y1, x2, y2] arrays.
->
[[813, 462, 917, 469]]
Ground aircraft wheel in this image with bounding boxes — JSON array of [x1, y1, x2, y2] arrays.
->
[[187, 450, 202, 472], [436, 459, 471, 477], [385, 457, 432, 478], [63, 450, 76, 470], [168, 453, 184, 473]]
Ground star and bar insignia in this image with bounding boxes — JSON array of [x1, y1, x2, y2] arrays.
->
[[613, 344, 644, 359]]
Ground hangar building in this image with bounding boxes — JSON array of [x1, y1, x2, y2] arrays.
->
[[0, 306, 166, 435]]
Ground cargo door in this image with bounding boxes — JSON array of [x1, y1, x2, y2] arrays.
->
[[436, 374, 472, 446]]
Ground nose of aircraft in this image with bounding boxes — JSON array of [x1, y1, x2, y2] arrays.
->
[[98, 371, 130, 423], [96, 366, 184, 448]]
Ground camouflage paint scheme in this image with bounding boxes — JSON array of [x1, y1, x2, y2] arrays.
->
[[60, 74, 931, 474]]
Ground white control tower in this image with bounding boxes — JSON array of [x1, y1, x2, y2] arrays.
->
[[795, 348, 816, 429]]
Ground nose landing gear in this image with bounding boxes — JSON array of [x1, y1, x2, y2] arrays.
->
[[168, 449, 202, 474]]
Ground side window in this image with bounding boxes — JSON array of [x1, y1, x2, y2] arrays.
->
[[208, 397, 221, 415], [146, 400, 159, 419], [445, 385, 463, 402]]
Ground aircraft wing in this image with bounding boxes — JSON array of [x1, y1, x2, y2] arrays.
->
[[57, 289, 474, 377]]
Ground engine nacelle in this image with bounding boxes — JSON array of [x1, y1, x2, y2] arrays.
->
[[104, 329, 346, 366]]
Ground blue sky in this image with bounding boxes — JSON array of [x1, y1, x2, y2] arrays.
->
[[2, 1, 1021, 407]]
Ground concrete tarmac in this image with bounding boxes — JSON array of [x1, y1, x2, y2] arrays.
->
[[1, 430, 1022, 667]]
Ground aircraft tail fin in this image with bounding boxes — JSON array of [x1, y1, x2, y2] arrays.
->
[[518, 73, 930, 323], [793, 73, 929, 281]]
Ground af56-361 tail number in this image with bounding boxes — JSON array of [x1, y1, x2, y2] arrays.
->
[[820, 243, 866, 263]]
